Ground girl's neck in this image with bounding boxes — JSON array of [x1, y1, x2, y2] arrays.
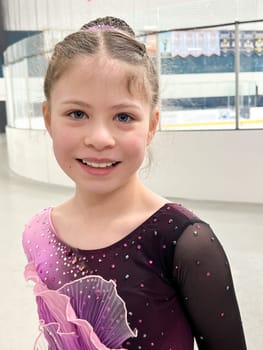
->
[[52, 176, 167, 250], [68, 176, 162, 219]]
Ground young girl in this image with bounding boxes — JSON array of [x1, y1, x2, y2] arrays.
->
[[23, 16, 247, 350]]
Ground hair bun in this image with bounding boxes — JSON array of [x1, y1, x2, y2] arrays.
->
[[81, 16, 135, 37]]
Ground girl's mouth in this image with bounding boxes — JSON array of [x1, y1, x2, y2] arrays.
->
[[77, 159, 120, 168]]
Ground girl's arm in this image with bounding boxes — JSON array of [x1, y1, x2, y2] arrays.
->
[[173, 222, 247, 350]]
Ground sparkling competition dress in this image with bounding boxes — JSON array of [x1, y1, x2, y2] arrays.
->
[[23, 203, 247, 350]]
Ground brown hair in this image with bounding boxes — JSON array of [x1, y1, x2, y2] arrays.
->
[[43, 17, 159, 109]]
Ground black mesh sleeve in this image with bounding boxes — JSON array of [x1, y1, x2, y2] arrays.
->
[[173, 222, 247, 350]]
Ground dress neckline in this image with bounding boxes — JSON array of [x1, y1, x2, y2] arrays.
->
[[47, 203, 172, 254]]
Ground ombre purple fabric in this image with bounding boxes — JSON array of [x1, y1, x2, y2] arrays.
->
[[25, 263, 136, 350], [23, 203, 246, 350]]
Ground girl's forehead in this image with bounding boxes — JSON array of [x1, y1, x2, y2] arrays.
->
[[59, 55, 150, 100], [70, 55, 140, 79]]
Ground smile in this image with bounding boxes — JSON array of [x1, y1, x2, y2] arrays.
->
[[78, 159, 120, 168]]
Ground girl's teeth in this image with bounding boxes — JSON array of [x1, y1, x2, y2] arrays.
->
[[81, 160, 115, 168]]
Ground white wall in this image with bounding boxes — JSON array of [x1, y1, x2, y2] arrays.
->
[[145, 129, 263, 203], [6, 126, 263, 204], [2, 0, 263, 33], [5, 127, 73, 186]]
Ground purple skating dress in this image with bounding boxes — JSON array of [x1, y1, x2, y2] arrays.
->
[[23, 203, 246, 350]]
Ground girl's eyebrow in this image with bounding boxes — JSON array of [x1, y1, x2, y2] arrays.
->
[[110, 103, 142, 111], [61, 100, 92, 108]]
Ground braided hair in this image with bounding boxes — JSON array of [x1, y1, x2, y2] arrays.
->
[[81, 16, 135, 37]]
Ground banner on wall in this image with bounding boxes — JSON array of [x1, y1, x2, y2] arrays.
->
[[220, 31, 235, 56], [171, 30, 220, 57], [254, 32, 263, 56], [220, 30, 263, 56], [140, 30, 263, 58], [138, 34, 157, 57], [159, 32, 173, 57], [241, 31, 254, 56]]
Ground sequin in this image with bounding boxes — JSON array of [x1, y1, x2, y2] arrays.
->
[[72, 256, 77, 264], [78, 262, 86, 271]]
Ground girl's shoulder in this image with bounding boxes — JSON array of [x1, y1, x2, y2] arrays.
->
[[144, 202, 202, 245], [23, 207, 53, 234], [156, 202, 200, 228], [22, 208, 53, 260]]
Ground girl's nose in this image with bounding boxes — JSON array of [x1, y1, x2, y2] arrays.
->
[[83, 122, 116, 150]]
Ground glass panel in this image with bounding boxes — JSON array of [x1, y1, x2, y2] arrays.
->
[[159, 25, 236, 130], [239, 23, 263, 129], [11, 59, 30, 129], [3, 65, 15, 127], [27, 54, 47, 129], [4, 22, 263, 131]]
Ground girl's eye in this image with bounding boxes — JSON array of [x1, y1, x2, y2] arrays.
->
[[115, 113, 133, 123], [69, 111, 87, 120]]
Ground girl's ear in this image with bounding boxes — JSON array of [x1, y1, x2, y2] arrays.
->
[[147, 108, 159, 145], [42, 101, 52, 136]]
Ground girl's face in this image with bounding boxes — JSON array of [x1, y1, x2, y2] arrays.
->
[[43, 55, 158, 196]]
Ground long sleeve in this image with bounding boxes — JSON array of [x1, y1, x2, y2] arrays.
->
[[173, 221, 247, 350]]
